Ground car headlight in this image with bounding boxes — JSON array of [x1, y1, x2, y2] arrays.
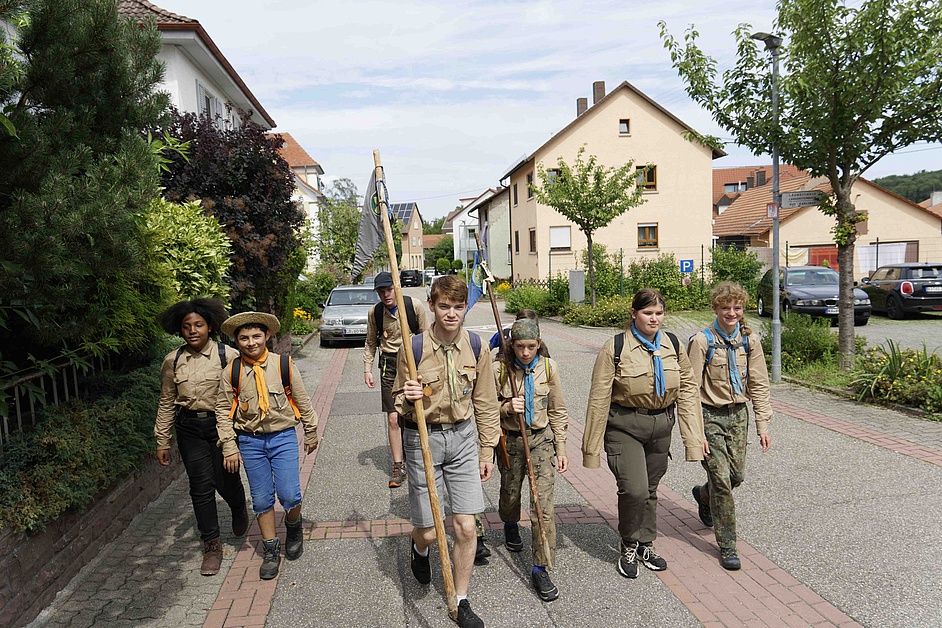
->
[[322, 317, 344, 326], [854, 298, 870, 305], [794, 299, 821, 306]]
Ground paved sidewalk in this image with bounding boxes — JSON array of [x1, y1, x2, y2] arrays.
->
[[29, 293, 942, 627]]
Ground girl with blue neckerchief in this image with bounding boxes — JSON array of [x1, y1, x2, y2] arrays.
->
[[582, 288, 707, 581], [494, 318, 568, 602], [688, 281, 772, 572]]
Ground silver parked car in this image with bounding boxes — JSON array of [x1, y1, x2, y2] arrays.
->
[[318, 285, 379, 347]]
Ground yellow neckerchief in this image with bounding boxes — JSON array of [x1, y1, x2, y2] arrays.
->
[[242, 349, 270, 418]]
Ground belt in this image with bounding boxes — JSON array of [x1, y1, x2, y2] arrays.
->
[[706, 402, 747, 411], [178, 409, 214, 419], [616, 405, 670, 416], [402, 419, 467, 432]]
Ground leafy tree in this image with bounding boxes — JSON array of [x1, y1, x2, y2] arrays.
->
[[435, 257, 451, 274], [314, 178, 361, 273], [160, 110, 305, 322], [709, 245, 765, 297], [451, 259, 464, 271], [423, 216, 446, 234], [873, 169, 942, 204], [0, 0, 170, 365], [426, 234, 454, 269], [531, 146, 647, 306], [660, 0, 942, 368]]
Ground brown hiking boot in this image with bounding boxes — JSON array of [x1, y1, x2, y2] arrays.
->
[[200, 537, 223, 576], [232, 502, 249, 537], [389, 461, 407, 488]]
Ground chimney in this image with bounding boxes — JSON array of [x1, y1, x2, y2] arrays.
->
[[756, 170, 767, 187], [576, 97, 588, 117], [592, 81, 606, 104], [931, 190, 942, 207], [746, 176, 755, 189]]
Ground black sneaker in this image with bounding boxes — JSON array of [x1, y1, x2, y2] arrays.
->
[[504, 524, 523, 552], [474, 536, 491, 564], [285, 515, 303, 560], [617, 541, 639, 579], [411, 542, 431, 584], [692, 485, 713, 528], [259, 538, 281, 580], [720, 547, 741, 570], [637, 542, 667, 571], [455, 599, 484, 628], [531, 569, 559, 602]]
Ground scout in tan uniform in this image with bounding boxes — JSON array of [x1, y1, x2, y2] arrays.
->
[[216, 312, 319, 581], [395, 275, 500, 628], [583, 288, 707, 579], [495, 318, 568, 602], [363, 271, 429, 488], [156, 298, 248, 576], [688, 281, 772, 571]]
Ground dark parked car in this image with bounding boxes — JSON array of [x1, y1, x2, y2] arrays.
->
[[756, 266, 871, 326], [400, 269, 422, 286], [318, 285, 380, 347], [860, 263, 942, 319]]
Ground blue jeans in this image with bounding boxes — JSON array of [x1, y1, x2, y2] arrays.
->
[[237, 428, 302, 514]]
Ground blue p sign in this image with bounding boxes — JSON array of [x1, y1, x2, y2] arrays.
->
[[679, 259, 694, 273]]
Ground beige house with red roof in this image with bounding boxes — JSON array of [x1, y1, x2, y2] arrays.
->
[[714, 172, 942, 279], [276, 134, 325, 270], [119, 0, 275, 129], [712, 164, 805, 217], [500, 80, 725, 282]]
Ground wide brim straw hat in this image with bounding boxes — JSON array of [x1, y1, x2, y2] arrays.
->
[[221, 311, 281, 338]]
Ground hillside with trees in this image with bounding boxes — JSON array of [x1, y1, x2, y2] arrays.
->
[[873, 169, 942, 204]]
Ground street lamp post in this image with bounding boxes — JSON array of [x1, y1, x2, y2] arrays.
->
[[751, 31, 784, 383]]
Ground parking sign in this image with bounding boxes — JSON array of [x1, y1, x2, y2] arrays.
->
[[679, 259, 694, 273]]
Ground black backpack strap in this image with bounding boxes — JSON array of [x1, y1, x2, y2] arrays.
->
[[613, 333, 625, 369], [404, 296, 419, 335], [665, 331, 680, 356], [172, 346, 186, 372], [373, 302, 384, 343], [412, 333, 424, 365], [468, 331, 482, 361], [280, 353, 291, 392], [217, 341, 227, 368], [230, 357, 242, 395]]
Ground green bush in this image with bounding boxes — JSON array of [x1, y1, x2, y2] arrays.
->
[[0, 361, 161, 533], [709, 245, 765, 298], [581, 244, 623, 299], [622, 253, 710, 310], [564, 295, 633, 327], [852, 341, 942, 415], [774, 312, 865, 371], [504, 284, 552, 315], [296, 265, 345, 315]]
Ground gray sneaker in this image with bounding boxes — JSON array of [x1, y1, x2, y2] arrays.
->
[[638, 542, 667, 571], [617, 541, 639, 579], [259, 538, 281, 580]]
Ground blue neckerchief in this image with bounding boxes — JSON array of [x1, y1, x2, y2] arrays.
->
[[387, 305, 397, 316], [515, 354, 540, 426], [713, 320, 744, 395], [630, 324, 665, 398]]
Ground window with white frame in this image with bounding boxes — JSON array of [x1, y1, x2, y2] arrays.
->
[[549, 225, 571, 251], [529, 228, 537, 253], [197, 82, 224, 128]]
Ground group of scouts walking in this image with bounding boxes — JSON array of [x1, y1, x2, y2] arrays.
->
[[155, 272, 772, 628]]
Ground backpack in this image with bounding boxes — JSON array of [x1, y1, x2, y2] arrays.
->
[[374, 297, 419, 344], [689, 326, 750, 380], [173, 341, 228, 372], [227, 353, 300, 420], [411, 331, 482, 365], [613, 331, 679, 369]]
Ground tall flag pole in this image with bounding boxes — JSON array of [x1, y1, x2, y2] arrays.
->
[[351, 170, 386, 280], [371, 150, 458, 620]]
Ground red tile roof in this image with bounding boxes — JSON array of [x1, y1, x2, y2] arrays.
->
[[277, 133, 320, 169], [422, 234, 448, 248], [712, 164, 805, 205], [118, 0, 194, 23]]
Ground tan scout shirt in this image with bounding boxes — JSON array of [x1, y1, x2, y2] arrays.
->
[[494, 357, 569, 457], [393, 327, 501, 462], [688, 328, 773, 435], [215, 353, 318, 457], [363, 298, 430, 371], [583, 331, 704, 468], [155, 342, 240, 450]]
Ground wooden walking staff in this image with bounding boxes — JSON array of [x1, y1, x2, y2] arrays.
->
[[473, 233, 554, 570], [372, 150, 458, 620]]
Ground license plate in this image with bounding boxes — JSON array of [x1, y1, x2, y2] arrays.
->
[[825, 307, 839, 314], [925, 286, 942, 293], [343, 326, 366, 335]]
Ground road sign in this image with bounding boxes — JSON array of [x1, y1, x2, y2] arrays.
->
[[781, 190, 824, 209], [679, 259, 694, 273], [767, 202, 778, 218]]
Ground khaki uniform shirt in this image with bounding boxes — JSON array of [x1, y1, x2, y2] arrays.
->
[[215, 352, 318, 457], [394, 327, 501, 462], [155, 342, 240, 451], [363, 298, 430, 371], [688, 328, 773, 435], [494, 357, 569, 457], [583, 332, 704, 468]]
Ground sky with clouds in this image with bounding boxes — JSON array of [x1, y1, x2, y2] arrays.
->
[[156, 0, 942, 219]]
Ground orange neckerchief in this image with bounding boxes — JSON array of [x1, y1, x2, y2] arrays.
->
[[242, 349, 270, 418]]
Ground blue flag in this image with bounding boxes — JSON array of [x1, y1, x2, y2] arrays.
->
[[467, 248, 485, 313]]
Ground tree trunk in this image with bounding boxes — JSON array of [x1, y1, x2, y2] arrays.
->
[[586, 231, 596, 307], [834, 193, 858, 370]]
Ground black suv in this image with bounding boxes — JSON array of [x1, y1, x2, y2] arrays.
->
[[400, 269, 422, 286]]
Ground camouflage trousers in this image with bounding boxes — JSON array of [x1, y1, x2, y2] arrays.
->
[[700, 403, 749, 550], [498, 425, 556, 567]]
